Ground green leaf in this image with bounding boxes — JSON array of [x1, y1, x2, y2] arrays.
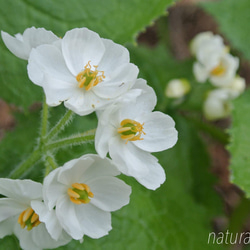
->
[[228, 89, 250, 197], [0, 0, 175, 109], [202, 0, 250, 60]]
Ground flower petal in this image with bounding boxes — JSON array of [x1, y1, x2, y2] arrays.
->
[[57, 156, 95, 185], [75, 203, 111, 239], [22, 27, 59, 51], [98, 38, 130, 72], [109, 137, 166, 189], [31, 200, 63, 241], [1, 31, 29, 60], [0, 178, 42, 203], [42, 73, 78, 106], [93, 63, 138, 98], [0, 198, 26, 222], [133, 111, 178, 152], [62, 28, 105, 76], [64, 89, 107, 116], [88, 176, 131, 211], [193, 62, 209, 83], [0, 216, 15, 238], [43, 168, 66, 210], [56, 195, 83, 240], [28, 43, 73, 86]]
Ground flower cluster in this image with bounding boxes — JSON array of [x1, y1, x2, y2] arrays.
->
[[191, 31, 245, 120], [1, 27, 178, 249]]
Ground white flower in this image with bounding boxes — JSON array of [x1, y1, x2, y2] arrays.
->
[[43, 154, 131, 240], [27, 27, 139, 116], [194, 53, 239, 87], [1, 27, 59, 60], [203, 89, 232, 120], [95, 81, 178, 190], [0, 178, 71, 250], [165, 78, 191, 98], [191, 32, 239, 87]]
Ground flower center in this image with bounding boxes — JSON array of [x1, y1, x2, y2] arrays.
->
[[76, 61, 105, 91], [117, 119, 146, 144], [67, 183, 94, 205], [210, 62, 226, 76], [18, 207, 41, 231]]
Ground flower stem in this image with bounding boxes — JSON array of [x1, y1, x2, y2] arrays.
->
[[45, 131, 95, 151], [8, 129, 95, 179], [9, 148, 42, 179], [40, 96, 50, 140], [45, 109, 75, 142]]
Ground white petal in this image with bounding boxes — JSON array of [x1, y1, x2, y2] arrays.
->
[[56, 195, 83, 240], [23, 27, 59, 50], [0, 216, 15, 238], [28, 43, 73, 86], [109, 137, 166, 189], [62, 28, 105, 76], [0, 198, 26, 222], [43, 167, 66, 210], [133, 111, 178, 152], [0, 178, 42, 203], [57, 156, 95, 185], [88, 176, 131, 211], [1, 31, 30, 59], [42, 73, 78, 106], [95, 113, 118, 158], [64, 89, 107, 116], [132, 78, 157, 111], [75, 203, 111, 239], [98, 38, 130, 72], [31, 200, 63, 241], [193, 62, 209, 83], [93, 62, 139, 98]]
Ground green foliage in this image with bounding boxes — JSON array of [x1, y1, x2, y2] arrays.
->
[[228, 90, 250, 197], [202, 0, 250, 60], [0, 0, 175, 109]]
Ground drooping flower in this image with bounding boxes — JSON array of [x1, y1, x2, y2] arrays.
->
[[27, 27, 139, 116], [95, 80, 178, 190], [0, 178, 71, 250], [43, 154, 131, 241], [1, 27, 59, 60], [165, 78, 191, 98], [203, 89, 232, 120]]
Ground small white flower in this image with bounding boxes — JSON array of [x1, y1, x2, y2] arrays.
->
[[27, 27, 139, 116], [95, 83, 178, 190], [203, 89, 232, 120], [1, 27, 59, 60], [43, 154, 131, 240], [165, 79, 191, 98], [0, 178, 71, 250], [191, 32, 239, 87], [194, 53, 239, 87]]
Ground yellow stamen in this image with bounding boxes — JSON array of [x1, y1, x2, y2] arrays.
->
[[18, 207, 41, 231], [118, 119, 146, 144], [76, 61, 105, 91], [68, 183, 94, 205], [210, 62, 226, 76]]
